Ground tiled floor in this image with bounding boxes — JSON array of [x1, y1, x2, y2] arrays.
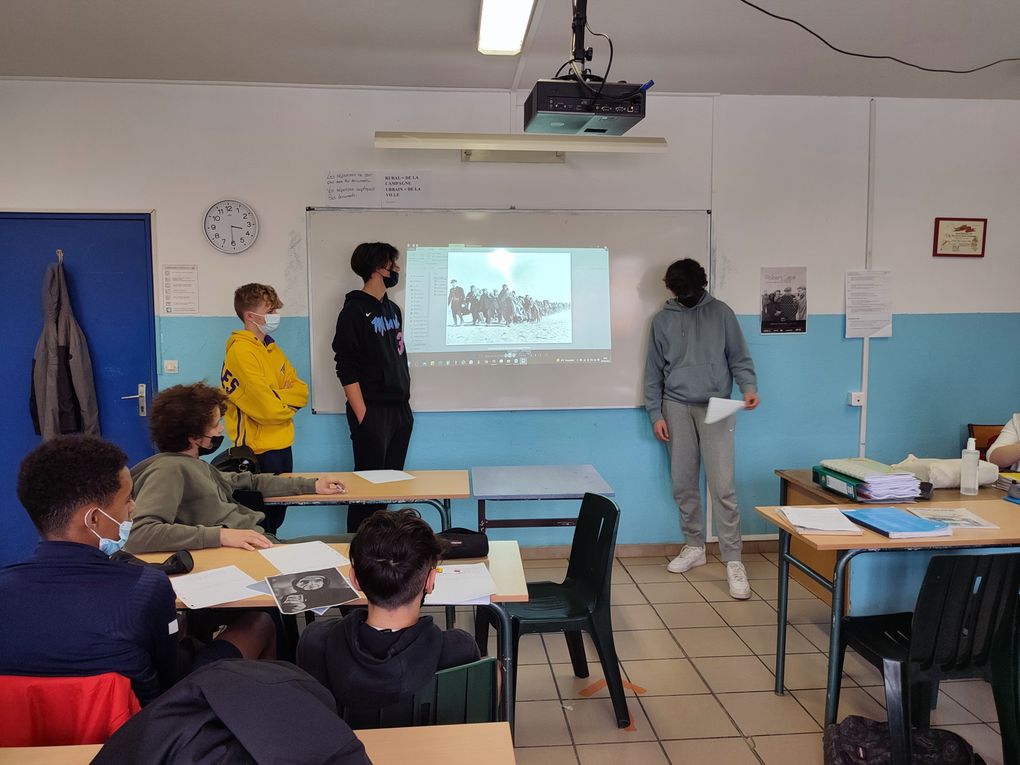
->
[[501, 552, 1006, 765]]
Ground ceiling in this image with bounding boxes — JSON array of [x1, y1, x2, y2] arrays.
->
[[3, 0, 1019, 99]]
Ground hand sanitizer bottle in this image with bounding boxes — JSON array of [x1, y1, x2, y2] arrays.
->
[[961, 437, 979, 496]]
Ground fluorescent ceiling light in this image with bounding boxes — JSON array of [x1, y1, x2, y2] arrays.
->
[[478, 0, 535, 55], [375, 131, 668, 163]]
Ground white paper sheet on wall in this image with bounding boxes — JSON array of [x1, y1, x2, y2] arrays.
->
[[845, 270, 893, 338], [325, 170, 430, 207]]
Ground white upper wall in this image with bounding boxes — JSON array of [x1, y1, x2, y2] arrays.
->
[[0, 81, 712, 315], [0, 79, 1018, 317]]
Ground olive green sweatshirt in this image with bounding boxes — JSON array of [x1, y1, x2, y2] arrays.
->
[[125, 453, 317, 553]]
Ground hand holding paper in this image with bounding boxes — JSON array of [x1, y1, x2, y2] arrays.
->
[[704, 397, 747, 425]]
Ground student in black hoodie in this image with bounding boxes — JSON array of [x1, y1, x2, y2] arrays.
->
[[296, 509, 479, 724], [332, 242, 413, 533]]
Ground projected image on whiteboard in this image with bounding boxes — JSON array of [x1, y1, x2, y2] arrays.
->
[[403, 245, 611, 367], [446, 250, 572, 345]]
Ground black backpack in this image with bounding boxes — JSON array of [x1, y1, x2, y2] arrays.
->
[[824, 716, 986, 765]]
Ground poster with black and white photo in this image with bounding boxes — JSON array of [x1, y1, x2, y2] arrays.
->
[[760, 267, 807, 334], [266, 567, 359, 615]]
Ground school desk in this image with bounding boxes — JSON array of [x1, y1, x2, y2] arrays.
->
[[471, 464, 614, 532], [775, 468, 1005, 603], [138, 541, 528, 734], [0, 721, 516, 764], [266, 469, 471, 531], [756, 498, 1020, 726]]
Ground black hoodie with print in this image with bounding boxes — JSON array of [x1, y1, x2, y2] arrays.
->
[[332, 290, 410, 403]]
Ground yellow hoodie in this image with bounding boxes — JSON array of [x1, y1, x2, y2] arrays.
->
[[221, 330, 308, 454]]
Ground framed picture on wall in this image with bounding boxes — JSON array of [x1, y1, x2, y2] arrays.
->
[[933, 217, 986, 257]]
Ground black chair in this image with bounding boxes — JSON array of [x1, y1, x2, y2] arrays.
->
[[835, 552, 1020, 765], [474, 492, 630, 727], [990, 584, 1020, 765]]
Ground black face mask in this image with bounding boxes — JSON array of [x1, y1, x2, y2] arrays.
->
[[678, 289, 703, 308], [198, 434, 224, 456], [382, 271, 399, 289]]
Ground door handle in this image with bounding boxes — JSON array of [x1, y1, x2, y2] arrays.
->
[[120, 383, 147, 417]]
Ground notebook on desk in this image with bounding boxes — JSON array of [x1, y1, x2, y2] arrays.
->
[[842, 507, 952, 539]]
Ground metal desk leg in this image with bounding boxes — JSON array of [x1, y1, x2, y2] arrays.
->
[[824, 550, 861, 726], [484, 601, 515, 739], [477, 499, 487, 533], [774, 530, 791, 695], [440, 498, 452, 531]]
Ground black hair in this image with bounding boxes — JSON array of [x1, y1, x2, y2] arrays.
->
[[17, 435, 128, 535], [663, 258, 708, 298], [350, 508, 445, 609], [350, 242, 399, 282]]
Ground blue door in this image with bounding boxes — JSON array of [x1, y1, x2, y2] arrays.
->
[[1, 213, 156, 565]]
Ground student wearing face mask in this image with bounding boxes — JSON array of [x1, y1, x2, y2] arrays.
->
[[125, 383, 346, 554], [644, 258, 760, 599], [0, 436, 276, 704], [220, 283, 308, 534], [332, 242, 413, 533]]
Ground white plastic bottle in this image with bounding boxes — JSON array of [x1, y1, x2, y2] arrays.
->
[[960, 437, 979, 496]]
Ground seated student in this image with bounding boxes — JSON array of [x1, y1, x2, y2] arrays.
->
[[0, 436, 276, 705], [297, 508, 480, 714], [987, 413, 1020, 471], [125, 382, 346, 553]]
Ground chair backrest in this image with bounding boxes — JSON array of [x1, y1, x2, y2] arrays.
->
[[338, 657, 498, 730], [564, 493, 621, 605], [0, 673, 140, 746], [968, 423, 1004, 460], [909, 553, 1020, 673]]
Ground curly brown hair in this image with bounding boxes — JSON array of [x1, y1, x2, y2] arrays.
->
[[150, 382, 227, 452], [234, 283, 283, 321]]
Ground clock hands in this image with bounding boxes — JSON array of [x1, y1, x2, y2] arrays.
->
[[230, 224, 242, 246]]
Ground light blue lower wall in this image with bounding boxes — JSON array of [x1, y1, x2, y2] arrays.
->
[[158, 310, 1020, 595]]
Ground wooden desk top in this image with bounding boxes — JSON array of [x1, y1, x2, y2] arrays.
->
[[266, 469, 470, 505], [138, 541, 528, 608], [776, 468, 1004, 503], [756, 498, 1020, 551], [0, 722, 516, 764], [471, 464, 614, 500]]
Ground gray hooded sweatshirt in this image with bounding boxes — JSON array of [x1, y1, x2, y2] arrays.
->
[[644, 292, 757, 423]]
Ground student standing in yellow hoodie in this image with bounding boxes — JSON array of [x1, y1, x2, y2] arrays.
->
[[221, 283, 307, 534]]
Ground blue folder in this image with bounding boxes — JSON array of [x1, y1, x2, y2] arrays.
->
[[842, 507, 951, 538]]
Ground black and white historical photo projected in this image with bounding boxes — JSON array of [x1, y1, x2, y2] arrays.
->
[[445, 249, 573, 345]]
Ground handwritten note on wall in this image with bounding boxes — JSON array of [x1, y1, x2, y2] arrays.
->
[[326, 171, 430, 207]]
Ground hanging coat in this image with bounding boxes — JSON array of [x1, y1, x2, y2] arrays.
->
[[29, 262, 100, 438]]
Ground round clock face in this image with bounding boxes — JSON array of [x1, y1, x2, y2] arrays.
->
[[204, 200, 259, 254]]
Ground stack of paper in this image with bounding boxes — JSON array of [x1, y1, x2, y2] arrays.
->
[[170, 566, 260, 609], [259, 541, 350, 574], [910, 508, 998, 529], [779, 507, 863, 535], [820, 458, 921, 502], [704, 397, 746, 425], [995, 472, 1020, 491], [424, 562, 498, 606]]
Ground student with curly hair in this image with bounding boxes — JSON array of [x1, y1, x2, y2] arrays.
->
[[0, 436, 275, 704], [297, 509, 478, 718], [125, 382, 346, 554], [221, 283, 308, 534]]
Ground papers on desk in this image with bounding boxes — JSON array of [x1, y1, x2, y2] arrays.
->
[[779, 507, 863, 535], [266, 567, 360, 615], [170, 566, 260, 609], [259, 541, 350, 573], [354, 470, 415, 484], [705, 397, 746, 425], [909, 508, 998, 529], [424, 563, 497, 606]]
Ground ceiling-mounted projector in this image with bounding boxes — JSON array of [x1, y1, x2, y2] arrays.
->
[[524, 79, 647, 135], [524, 0, 652, 136]]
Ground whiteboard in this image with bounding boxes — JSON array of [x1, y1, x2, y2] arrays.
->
[[307, 209, 710, 412]]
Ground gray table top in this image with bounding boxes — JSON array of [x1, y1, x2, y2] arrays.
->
[[471, 464, 614, 500]]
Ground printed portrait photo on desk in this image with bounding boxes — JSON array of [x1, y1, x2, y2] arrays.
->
[[267, 567, 359, 614]]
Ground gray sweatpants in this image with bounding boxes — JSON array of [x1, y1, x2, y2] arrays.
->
[[663, 399, 742, 562]]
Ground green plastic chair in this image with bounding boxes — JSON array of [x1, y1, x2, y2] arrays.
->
[[990, 588, 1020, 765], [338, 657, 499, 730], [474, 492, 630, 728]]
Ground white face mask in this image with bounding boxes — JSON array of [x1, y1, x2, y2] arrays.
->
[[252, 312, 281, 332]]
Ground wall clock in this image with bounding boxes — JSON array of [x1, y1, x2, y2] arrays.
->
[[204, 199, 259, 253]]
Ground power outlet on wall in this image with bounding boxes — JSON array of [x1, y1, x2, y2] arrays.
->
[[163, 359, 179, 374], [849, 391, 865, 407]]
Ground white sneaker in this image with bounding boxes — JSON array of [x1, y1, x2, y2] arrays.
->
[[667, 545, 706, 574], [726, 561, 751, 599]]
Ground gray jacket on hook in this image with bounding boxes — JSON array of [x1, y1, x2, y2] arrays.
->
[[30, 262, 101, 438]]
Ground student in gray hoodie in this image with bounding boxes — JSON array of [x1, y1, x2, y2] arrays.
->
[[644, 259, 760, 599]]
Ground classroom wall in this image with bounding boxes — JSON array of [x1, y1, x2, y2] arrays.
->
[[1, 80, 1018, 557]]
